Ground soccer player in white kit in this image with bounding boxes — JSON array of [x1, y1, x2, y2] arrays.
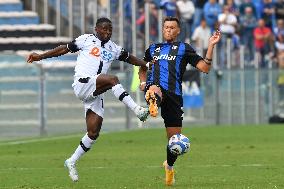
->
[[27, 17, 151, 182]]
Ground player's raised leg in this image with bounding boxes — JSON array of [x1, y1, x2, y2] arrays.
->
[[94, 74, 149, 121], [65, 110, 102, 182], [145, 85, 162, 117]]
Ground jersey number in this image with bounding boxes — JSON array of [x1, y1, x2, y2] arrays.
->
[[90, 47, 100, 57], [101, 98, 104, 108]]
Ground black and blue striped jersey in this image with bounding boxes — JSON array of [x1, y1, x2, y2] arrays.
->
[[143, 42, 203, 96]]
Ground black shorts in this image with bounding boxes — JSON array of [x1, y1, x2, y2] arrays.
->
[[145, 84, 183, 127]]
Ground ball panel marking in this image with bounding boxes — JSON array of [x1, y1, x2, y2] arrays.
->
[[168, 134, 190, 156]]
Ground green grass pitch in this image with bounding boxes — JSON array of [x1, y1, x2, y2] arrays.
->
[[0, 125, 283, 189]]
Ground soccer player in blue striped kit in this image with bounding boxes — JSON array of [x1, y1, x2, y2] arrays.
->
[[139, 17, 221, 186]]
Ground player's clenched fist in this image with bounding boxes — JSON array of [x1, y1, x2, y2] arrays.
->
[[27, 53, 42, 63]]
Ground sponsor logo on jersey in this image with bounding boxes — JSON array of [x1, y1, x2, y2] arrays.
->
[[90, 47, 113, 61], [172, 45, 178, 50], [153, 54, 176, 61], [155, 47, 161, 52], [101, 50, 112, 61], [90, 47, 100, 57]]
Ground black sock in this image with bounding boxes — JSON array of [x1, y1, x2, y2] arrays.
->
[[167, 145, 178, 166]]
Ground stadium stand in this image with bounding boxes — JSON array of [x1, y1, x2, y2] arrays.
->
[[0, 37, 71, 51], [0, 0, 79, 134], [0, 11, 39, 25], [0, 24, 56, 37], [0, 0, 71, 52], [1, 0, 282, 139], [0, 0, 23, 12]]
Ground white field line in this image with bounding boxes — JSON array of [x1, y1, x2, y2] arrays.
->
[[0, 102, 124, 109], [0, 130, 134, 145], [0, 164, 270, 172], [0, 134, 85, 145]]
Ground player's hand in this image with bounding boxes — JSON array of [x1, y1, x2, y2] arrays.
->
[[139, 82, 146, 91], [27, 52, 42, 64], [209, 30, 221, 46], [146, 60, 156, 69]]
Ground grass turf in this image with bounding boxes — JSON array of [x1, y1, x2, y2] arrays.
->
[[0, 125, 283, 189]]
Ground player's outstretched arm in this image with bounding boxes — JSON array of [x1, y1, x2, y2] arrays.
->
[[127, 54, 152, 69], [196, 30, 221, 73], [27, 45, 70, 63]]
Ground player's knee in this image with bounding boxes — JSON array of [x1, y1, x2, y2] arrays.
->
[[109, 75, 119, 86], [87, 130, 100, 140]]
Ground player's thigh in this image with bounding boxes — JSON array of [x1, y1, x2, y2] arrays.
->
[[94, 74, 119, 95], [161, 93, 183, 132], [84, 94, 104, 120], [166, 127, 182, 139]]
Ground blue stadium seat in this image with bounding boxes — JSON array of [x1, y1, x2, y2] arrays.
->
[[0, 2, 23, 12], [0, 53, 26, 63], [0, 11, 39, 25], [0, 2, 71, 52]]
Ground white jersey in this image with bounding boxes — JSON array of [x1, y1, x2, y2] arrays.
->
[[67, 34, 124, 78]]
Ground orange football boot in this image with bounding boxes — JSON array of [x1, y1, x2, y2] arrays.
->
[[145, 89, 158, 117], [163, 161, 175, 186]]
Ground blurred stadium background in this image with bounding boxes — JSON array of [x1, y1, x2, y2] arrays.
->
[[0, 0, 284, 140], [1, 1, 284, 188]]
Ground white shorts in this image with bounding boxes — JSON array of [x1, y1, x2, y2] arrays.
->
[[72, 75, 104, 118]]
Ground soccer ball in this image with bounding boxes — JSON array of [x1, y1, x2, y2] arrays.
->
[[168, 134, 190, 156]]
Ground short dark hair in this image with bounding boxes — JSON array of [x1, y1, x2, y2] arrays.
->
[[96, 17, 112, 27], [163, 17, 180, 28]]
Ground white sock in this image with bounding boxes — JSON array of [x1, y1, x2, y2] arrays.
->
[[112, 84, 138, 111], [69, 133, 95, 163]]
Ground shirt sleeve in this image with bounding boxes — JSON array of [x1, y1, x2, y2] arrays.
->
[[67, 34, 90, 53], [117, 48, 130, 62], [114, 44, 122, 60], [184, 43, 203, 68], [114, 44, 130, 61], [143, 47, 152, 62]]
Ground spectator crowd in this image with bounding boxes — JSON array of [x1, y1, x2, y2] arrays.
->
[[128, 0, 284, 69], [88, 0, 284, 69]]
